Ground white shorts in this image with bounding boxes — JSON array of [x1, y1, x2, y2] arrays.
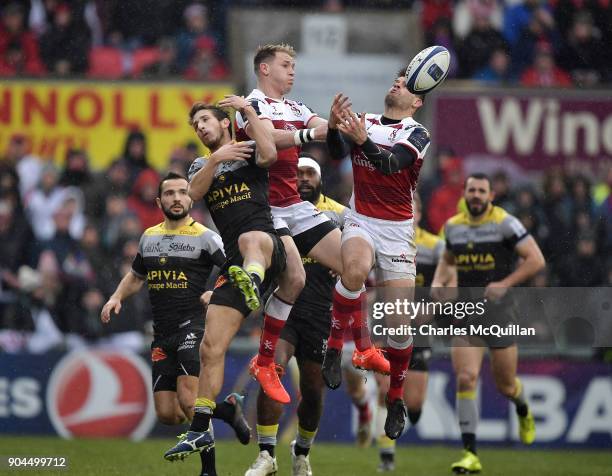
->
[[272, 201, 336, 255], [342, 209, 416, 281]]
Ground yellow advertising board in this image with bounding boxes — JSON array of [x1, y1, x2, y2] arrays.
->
[[0, 80, 234, 170]]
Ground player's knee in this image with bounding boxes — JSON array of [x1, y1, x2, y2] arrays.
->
[[280, 263, 305, 299], [341, 261, 368, 291], [456, 370, 478, 392], [200, 335, 225, 363], [238, 231, 257, 251]]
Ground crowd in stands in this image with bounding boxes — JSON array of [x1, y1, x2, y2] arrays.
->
[[0, 0, 610, 86], [1, 129, 611, 354]]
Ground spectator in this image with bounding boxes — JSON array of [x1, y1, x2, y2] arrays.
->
[[175, 2, 218, 73], [457, 7, 507, 78], [520, 41, 571, 87], [473, 46, 513, 83], [511, 6, 559, 77], [25, 164, 67, 240], [0, 2, 45, 76], [503, 0, 552, 47], [100, 193, 137, 250], [39, 3, 91, 75], [453, 0, 503, 40], [557, 12, 607, 87], [557, 232, 606, 286], [541, 171, 573, 276], [422, 0, 453, 40], [426, 156, 464, 234], [86, 158, 131, 222], [513, 185, 549, 244], [2, 134, 43, 200], [126, 168, 161, 230], [120, 130, 152, 182], [491, 170, 513, 210], [183, 35, 229, 80], [141, 36, 179, 78]]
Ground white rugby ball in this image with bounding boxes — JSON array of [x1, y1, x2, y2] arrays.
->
[[405, 46, 450, 94]]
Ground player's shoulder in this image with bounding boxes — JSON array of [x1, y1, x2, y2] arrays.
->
[[143, 222, 166, 236], [401, 117, 429, 134], [446, 210, 470, 227], [364, 113, 381, 123], [316, 195, 345, 214], [489, 205, 511, 224], [246, 88, 266, 101], [416, 226, 442, 249]]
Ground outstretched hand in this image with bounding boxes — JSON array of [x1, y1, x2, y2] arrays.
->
[[329, 93, 352, 129], [218, 95, 251, 113], [337, 111, 368, 145]]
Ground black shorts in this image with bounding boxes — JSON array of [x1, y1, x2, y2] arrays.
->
[[210, 232, 287, 316], [281, 307, 331, 365], [293, 221, 337, 256], [409, 347, 432, 372], [445, 299, 518, 348], [151, 329, 202, 392]]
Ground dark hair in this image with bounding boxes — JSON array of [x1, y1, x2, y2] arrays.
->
[[253, 43, 296, 74], [464, 172, 491, 189], [158, 172, 187, 198], [188, 102, 228, 125]]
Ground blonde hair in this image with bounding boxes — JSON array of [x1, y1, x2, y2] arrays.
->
[[254, 43, 296, 74]]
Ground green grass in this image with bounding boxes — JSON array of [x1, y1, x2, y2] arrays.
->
[[0, 437, 610, 476]]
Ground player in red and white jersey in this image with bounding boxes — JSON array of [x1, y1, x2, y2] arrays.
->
[[235, 44, 388, 403], [321, 70, 431, 441]]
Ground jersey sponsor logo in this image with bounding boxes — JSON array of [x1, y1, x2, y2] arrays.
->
[[178, 333, 199, 351], [283, 122, 298, 131], [47, 350, 155, 440], [151, 347, 167, 362], [456, 253, 496, 271], [289, 103, 302, 116], [353, 154, 376, 171], [391, 252, 413, 264], [147, 270, 187, 281], [207, 182, 251, 203], [389, 127, 400, 141], [159, 254, 168, 266]]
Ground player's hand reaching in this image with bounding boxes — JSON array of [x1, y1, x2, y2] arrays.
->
[[218, 95, 251, 113], [337, 111, 368, 145], [484, 281, 508, 302], [210, 140, 253, 164], [101, 297, 121, 323], [328, 93, 352, 129]]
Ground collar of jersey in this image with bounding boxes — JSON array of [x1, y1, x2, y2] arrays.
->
[[254, 88, 284, 103]]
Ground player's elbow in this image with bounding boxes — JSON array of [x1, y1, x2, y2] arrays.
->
[[257, 149, 277, 168], [188, 187, 204, 202]]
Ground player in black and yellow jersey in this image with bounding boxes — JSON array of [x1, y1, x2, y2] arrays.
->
[[375, 193, 448, 472], [101, 172, 251, 476], [245, 156, 349, 476], [164, 96, 289, 467], [432, 173, 545, 474]]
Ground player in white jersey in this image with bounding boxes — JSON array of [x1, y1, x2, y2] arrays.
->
[[235, 44, 388, 404], [321, 70, 432, 440]]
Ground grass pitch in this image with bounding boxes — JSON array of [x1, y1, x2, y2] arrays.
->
[[0, 437, 610, 476]]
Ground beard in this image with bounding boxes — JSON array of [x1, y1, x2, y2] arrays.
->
[[162, 204, 189, 221], [298, 183, 321, 204], [466, 199, 489, 217], [384, 93, 396, 109]]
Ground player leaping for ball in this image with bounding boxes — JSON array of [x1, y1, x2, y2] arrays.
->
[[235, 43, 390, 402], [321, 70, 432, 440]]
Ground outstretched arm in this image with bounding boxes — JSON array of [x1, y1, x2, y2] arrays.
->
[[100, 271, 144, 323]]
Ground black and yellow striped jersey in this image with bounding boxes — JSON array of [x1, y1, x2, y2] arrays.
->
[[443, 205, 528, 287], [132, 219, 225, 336], [415, 226, 444, 287]]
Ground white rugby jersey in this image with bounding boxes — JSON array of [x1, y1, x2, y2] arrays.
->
[[350, 113, 430, 221], [235, 88, 318, 207]]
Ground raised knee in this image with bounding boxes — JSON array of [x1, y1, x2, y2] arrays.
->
[[456, 370, 478, 392], [342, 263, 367, 291]]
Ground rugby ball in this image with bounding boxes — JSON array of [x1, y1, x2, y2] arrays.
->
[[405, 46, 450, 95]]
